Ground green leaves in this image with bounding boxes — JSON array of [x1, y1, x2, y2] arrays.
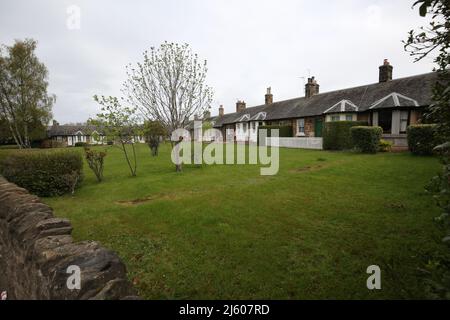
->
[[417, 0, 432, 16], [0, 39, 54, 148], [123, 42, 213, 133], [91, 95, 139, 176]]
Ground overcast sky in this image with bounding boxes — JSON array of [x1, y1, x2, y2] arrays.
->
[[0, 0, 435, 124]]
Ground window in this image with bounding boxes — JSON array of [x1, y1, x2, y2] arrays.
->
[[243, 123, 247, 133], [297, 118, 305, 135], [400, 111, 409, 133], [252, 122, 256, 131], [346, 114, 353, 121], [331, 115, 340, 122]]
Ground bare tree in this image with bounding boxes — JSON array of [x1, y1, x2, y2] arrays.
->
[[122, 42, 213, 135]]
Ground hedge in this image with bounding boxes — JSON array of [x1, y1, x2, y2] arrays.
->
[[1, 150, 83, 197], [40, 139, 67, 149], [407, 124, 439, 156], [351, 126, 383, 153], [323, 121, 368, 150], [74, 142, 89, 147]]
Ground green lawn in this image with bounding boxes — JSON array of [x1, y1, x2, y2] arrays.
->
[[4, 143, 445, 299]]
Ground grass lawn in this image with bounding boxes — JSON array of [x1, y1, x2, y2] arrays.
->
[[3, 143, 445, 299]]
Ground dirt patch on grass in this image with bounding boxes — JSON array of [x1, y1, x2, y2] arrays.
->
[[291, 164, 324, 173], [116, 191, 201, 206]]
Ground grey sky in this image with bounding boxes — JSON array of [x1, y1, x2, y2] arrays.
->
[[0, 0, 435, 124]]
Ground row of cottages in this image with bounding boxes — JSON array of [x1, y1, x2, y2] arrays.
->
[[204, 60, 436, 149], [46, 121, 145, 146]]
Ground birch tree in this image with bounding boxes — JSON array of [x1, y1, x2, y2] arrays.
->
[[0, 39, 54, 148]]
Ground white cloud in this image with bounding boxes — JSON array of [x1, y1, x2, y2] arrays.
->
[[0, 0, 435, 123]]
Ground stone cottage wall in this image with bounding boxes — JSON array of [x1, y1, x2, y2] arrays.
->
[[0, 177, 138, 300]]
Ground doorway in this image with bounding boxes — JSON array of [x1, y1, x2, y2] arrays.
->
[[315, 118, 323, 137], [378, 110, 392, 134]]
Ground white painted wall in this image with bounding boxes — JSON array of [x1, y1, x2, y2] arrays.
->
[[372, 112, 379, 126], [266, 137, 323, 150], [235, 123, 249, 142], [248, 121, 260, 143]]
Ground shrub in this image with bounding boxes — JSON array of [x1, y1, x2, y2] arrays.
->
[[323, 121, 368, 150], [41, 139, 67, 149], [74, 142, 89, 147], [84, 147, 107, 182], [351, 126, 383, 153], [1, 150, 83, 197], [378, 139, 393, 153], [407, 124, 439, 156]]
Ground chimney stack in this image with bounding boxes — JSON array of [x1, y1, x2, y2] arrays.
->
[[219, 105, 224, 117], [52, 120, 59, 126], [265, 87, 273, 105], [236, 100, 246, 113], [379, 59, 393, 83], [305, 77, 319, 98]]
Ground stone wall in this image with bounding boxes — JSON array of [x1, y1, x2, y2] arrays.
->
[[0, 177, 138, 300]]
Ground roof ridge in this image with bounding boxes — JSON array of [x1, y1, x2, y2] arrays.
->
[[239, 71, 437, 110]]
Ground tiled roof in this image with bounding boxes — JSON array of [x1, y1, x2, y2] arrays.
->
[[47, 125, 102, 137], [213, 72, 437, 127]]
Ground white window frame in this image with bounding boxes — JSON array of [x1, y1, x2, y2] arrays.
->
[[400, 110, 409, 134], [297, 118, 305, 136], [331, 115, 340, 122]]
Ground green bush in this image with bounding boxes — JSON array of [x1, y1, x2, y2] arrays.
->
[[0, 145, 20, 150], [74, 142, 89, 147], [84, 147, 107, 182], [351, 126, 383, 153], [1, 150, 83, 197], [378, 139, 393, 153], [323, 121, 367, 150], [41, 139, 67, 149], [407, 124, 439, 156]]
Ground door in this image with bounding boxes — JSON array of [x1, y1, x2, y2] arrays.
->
[[315, 118, 323, 137], [378, 110, 392, 134]]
